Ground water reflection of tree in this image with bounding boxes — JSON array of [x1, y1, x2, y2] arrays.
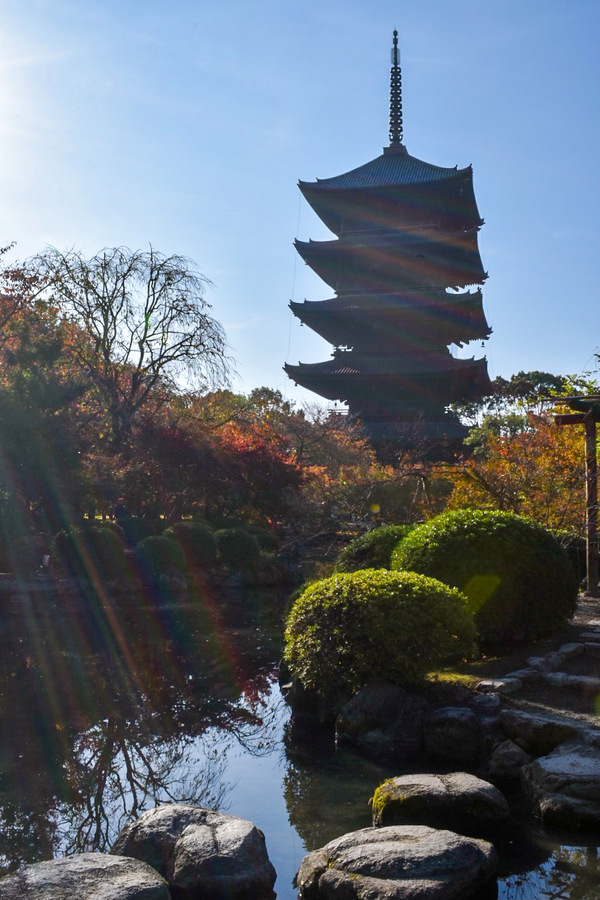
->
[[282, 725, 394, 851], [59, 722, 230, 853], [500, 842, 599, 899], [0, 584, 284, 873]]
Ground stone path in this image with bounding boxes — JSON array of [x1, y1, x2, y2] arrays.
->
[[475, 596, 600, 732]]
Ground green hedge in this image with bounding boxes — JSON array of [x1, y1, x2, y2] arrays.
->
[[134, 535, 187, 580], [52, 526, 127, 580], [215, 527, 260, 571], [334, 524, 414, 573], [392, 509, 578, 643], [116, 516, 161, 546], [284, 569, 476, 702], [163, 521, 217, 568]]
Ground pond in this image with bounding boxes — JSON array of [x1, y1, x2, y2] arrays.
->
[[0, 579, 598, 899]]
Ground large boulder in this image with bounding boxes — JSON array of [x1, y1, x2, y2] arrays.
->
[[371, 772, 510, 837], [295, 825, 498, 900], [111, 804, 276, 900], [521, 738, 600, 829], [423, 707, 485, 764], [335, 682, 430, 761], [0, 853, 169, 900], [499, 708, 582, 757]]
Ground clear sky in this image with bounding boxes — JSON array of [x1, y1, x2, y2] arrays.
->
[[1, 0, 599, 407]]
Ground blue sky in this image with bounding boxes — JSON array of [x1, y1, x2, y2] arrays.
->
[[1, 0, 599, 406]]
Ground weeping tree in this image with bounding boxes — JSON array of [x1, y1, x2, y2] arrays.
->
[[30, 246, 231, 443]]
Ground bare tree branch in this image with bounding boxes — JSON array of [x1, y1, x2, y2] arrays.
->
[[30, 246, 232, 443]]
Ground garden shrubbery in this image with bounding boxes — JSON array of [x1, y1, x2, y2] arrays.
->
[[115, 516, 160, 547], [391, 508, 578, 643], [163, 521, 217, 569], [284, 569, 476, 703], [334, 524, 414, 573], [134, 534, 187, 580], [215, 527, 260, 572], [52, 525, 127, 581]]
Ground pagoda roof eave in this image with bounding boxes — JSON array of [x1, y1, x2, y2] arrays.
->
[[295, 236, 488, 291], [288, 291, 492, 347], [299, 168, 482, 236], [287, 352, 488, 375], [284, 353, 491, 405], [299, 148, 470, 191], [289, 288, 485, 312]]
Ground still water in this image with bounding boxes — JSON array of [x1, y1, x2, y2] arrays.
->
[[0, 580, 598, 898]]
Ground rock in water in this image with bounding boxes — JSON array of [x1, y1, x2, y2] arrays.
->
[[0, 853, 169, 900], [335, 682, 430, 760], [499, 708, 581, 757], [295, 825, 498, 900], [521, 739, 600, 829], [111, 804, 276, 899], [423, 707, 485, 764], [371, 772, 509, 837]]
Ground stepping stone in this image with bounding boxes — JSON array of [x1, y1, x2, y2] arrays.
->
[[295, 825, 498, 900], [526, 657, 547, 670], [580, 632, 600, 642], [500, 709, 581, 756], [521, 740, 600, 829], [503, 668, 540, 682], [558, 642, 585, 658], [0, 853, 169, 900], [476, 678, 522, 694], [111, 805, 276, 900], [371, 772, 510, 836], [542, 651, 566, 671], [543, 672, 600, 692]]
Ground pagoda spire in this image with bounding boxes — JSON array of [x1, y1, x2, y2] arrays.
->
[[389, 29, 403, 145]]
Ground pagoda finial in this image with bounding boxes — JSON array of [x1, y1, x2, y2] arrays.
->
[[389, 29, 403, 145]]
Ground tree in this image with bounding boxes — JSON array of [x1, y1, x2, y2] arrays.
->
[[437, 408, 597, 537], [30, 246, 230, 443], [0, 289, 97, 535], [0, 243, 39, 344]]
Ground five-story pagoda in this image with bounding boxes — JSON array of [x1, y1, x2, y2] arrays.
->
[[284, 31, 492, 457]]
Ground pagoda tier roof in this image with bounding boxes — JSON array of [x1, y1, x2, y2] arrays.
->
[[289, 289, 491, 349], [299, 167, 482, 237], [360, 417, 469, 443], [295, 229, 487, 291], [301, 144, 467, 190], [284, 351, 491, 407]]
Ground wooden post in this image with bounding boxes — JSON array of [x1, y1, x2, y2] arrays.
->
[[584, 412, 599, 594], [554, 405, 600, 595]]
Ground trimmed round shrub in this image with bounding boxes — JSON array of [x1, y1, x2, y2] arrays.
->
[[284, 569, 476, 702], [391, 509, 578, 643], [334, 524, 414, 573], [215, 527, 260, 571], [163, 521, 217, 568], [246, 526, 280, 553], [116, 516, 161, 547], [134, 535, 187, 580], [91, 520, 126, 544], [52, 526, 127, 580]]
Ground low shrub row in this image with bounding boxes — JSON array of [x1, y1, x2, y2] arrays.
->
[[1, 517, 281, 583]]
